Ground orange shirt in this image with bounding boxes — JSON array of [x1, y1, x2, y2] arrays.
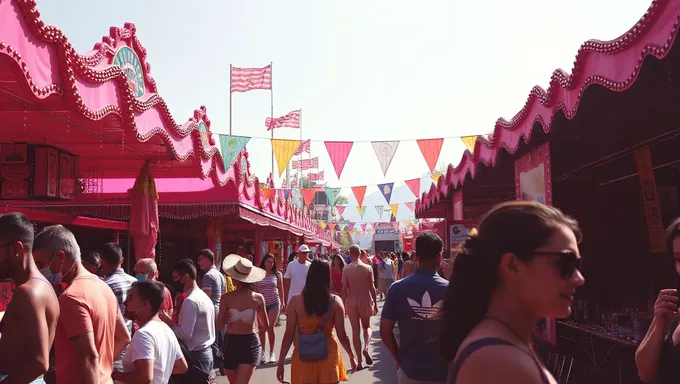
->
[[55, 274, 120, 384]]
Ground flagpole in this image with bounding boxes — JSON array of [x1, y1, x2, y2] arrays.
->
[[229, 64, 233, 135], [270, 62, 275, 184]]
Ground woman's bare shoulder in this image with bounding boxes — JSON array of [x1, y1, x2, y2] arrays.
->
[[455, 341, 543, 384]]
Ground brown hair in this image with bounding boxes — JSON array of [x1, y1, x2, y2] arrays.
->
[[439, 201, 581, 362]]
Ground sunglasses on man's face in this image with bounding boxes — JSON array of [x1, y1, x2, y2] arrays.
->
[[533, 251, 581, 279]]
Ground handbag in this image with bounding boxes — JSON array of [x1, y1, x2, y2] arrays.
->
[[297, 297, 335, 362]]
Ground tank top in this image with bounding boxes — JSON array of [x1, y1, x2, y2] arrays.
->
[[447, 338, 551, 384], [255, 274, 280, 306]]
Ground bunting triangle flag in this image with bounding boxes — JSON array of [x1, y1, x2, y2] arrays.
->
[[329, 223, 337, 231], [377, 182, 394, 204], [218, 135, 251, 171], [336, 206, 346, 216], [431, 173, 442, 183], [375, 205, 384, 219], [262, 188, 273, 200], [301, 188, 318, 207], [324, 141, 353, 179], [325, 187, 342, 206], [318, 220, 327, 229], [405, 202, 415, 212], [360, 223, 367, 231], [389, 203, 399, 217], [352, 186, 367, 207], [371, 141, 400, 176], [283, 189, 291, 200], [348, 222, 356, 231], [461, 135, 478, 152], [271, 139, 301, 176], [416, 138, 444, 174], [404, 178, 420, 198], [357, 206, 366, 219]]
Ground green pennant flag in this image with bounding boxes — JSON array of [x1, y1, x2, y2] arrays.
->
[[325, 187, 342, 206], [218, 135, 251, 171]]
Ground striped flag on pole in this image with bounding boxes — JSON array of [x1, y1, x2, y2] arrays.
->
[[294, 140, 311, 155], [231, 65, 272, 93], [292, 157, 319, 170], [265, 110, 301, 130]]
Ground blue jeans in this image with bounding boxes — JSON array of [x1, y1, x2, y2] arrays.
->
[[187, 347, 213, 384]]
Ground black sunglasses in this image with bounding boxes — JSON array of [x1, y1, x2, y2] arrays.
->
[[533, 251, 581, 279]]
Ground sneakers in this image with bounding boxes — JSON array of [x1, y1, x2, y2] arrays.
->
[[269, 352, 276, 363], [260, 350, 269, 364]]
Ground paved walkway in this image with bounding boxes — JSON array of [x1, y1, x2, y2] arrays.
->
[[216, 301, 397, 383]]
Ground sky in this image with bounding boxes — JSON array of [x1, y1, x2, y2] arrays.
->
[[35, 0, 650, 223]]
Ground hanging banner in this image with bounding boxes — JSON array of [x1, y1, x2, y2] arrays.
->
[[377, 182, 394, 204], [218, 135, 251, 171], [405, 178, 420, 198], [375, 222, 399, 235], [635, 147, 665, 252], [324, 141, 354, 179], [325, 187, 342, 206], [336, 206, 346, 216], [460, 135, 478, 152], [357, 206, 366, 219], [272, 139, 301, 176], [392, 222, 400, 231], [375, 205, 385, 219], [389, 203, 399, 217], [453, 190, 463, 220], [431, 173, 442, 183], [405, 202, 415, 212], [371, 141, 400, 176], [352, 186, 367, 207], [283, 189, 291, 200], [417, 138, 444, 174], [261, 188, 273, 201], [360, 223, 367, 231], [347, 222, 356, 231], [301, 188, 319, 207]]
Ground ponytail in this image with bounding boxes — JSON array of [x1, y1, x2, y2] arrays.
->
[[439, 236, 497, 362]]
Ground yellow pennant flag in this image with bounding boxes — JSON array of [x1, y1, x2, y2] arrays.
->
[[461, 135, 478, 152], [318, 220, 327, 229], [357, 206, 366, 219], [402, 219, 411, 226], [389, 203, 399, 217], [271, 139, 301, 176], [431, 173, 442, 183]]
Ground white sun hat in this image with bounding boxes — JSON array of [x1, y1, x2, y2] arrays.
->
[[221, 254, 266, 283], [298, 244, 311, 253]]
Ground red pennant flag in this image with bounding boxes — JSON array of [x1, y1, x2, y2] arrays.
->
[[348, 222, 355, 231], [336, 206, 346, 216], [352, 186, 367, 207], [325, 141, 354, 179], [360, 223, 367, 231], [262, 188, 273, 200], [301, 188, 318, 207], [404, 178, 420, 198], [405, 202, 415, 212], [417, 138, 444, 174]]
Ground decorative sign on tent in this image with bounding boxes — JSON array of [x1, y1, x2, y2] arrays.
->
[[336, 206, 346, 216], [417, 138, 444, 174], [218, 135, 251, 171], [404, 178, 420, 198], [375, 205, 385, 219], [377, 182, 394, 204], [352, 186, 367, 207], [389, 203, 399, 217], [324, 141, 353, 178], [272, 139, 301, 176], [357, 206, 366, 219], [371, 141, 400, 176], [325, 187, 342, 206]]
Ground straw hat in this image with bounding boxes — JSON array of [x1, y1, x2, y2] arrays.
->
[[221, 254, 266, 283]]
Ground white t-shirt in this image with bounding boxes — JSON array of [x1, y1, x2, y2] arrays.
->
[[122, 320, 183, 384], [284, 259, 311, 304]]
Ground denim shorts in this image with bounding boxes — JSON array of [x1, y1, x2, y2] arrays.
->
[[266, 302, 280, 313]]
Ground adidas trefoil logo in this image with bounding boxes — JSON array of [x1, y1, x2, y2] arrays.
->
[[407, 291, 443, 319]]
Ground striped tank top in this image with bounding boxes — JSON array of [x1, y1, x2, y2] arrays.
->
[[256, 274, 280, 305]]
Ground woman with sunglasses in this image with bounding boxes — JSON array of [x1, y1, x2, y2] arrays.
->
[[635, 218, 680, 384], [440, 201, 584, 384]]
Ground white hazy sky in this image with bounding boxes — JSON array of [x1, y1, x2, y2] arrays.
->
[[36, 0, 650, 222]]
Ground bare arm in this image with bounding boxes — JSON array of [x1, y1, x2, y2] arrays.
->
[[256, 293, 270, 331], [340, 270, 348, 304], [70, 332, 100, 384], [278, 295, 298, 366], [368, 269, 377, 312], [114, 310, 132, 358], [636, 289, 677, 383], [112, 359, 153, 384], [277, 273, 286, 310], [216, 292, 229, 331], [332, 297, 355, 365], [380, 318, 399, 369], [283, 278, 291, 304], [456, 345, 542, 384], [172, 356, 188, 374]]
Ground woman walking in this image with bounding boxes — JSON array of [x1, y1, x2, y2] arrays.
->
[[440, 201, 584, 383], [330, 255, 345, 294], [255, 254, 286, 364], [277, 259, 357, 383], [217, 255, 269, 384]]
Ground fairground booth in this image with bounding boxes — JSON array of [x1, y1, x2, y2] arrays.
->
[[0, 0, 325, 278], [416, 1, 680, 383]]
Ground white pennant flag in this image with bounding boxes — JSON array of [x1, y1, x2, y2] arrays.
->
[[375, 205, 384, 219], [371, 141, 400, 176]]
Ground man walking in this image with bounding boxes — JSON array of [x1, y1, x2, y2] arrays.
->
[[101, 242, 137, 333], [283, 244, 311, 305], [0, 213, 60, 383], [380, 232, 449, 384], [196, 249, 226, 374], [341, 244, 378, 370]]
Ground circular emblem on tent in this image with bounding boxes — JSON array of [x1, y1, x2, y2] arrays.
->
[[112, 46, 145, 98]]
